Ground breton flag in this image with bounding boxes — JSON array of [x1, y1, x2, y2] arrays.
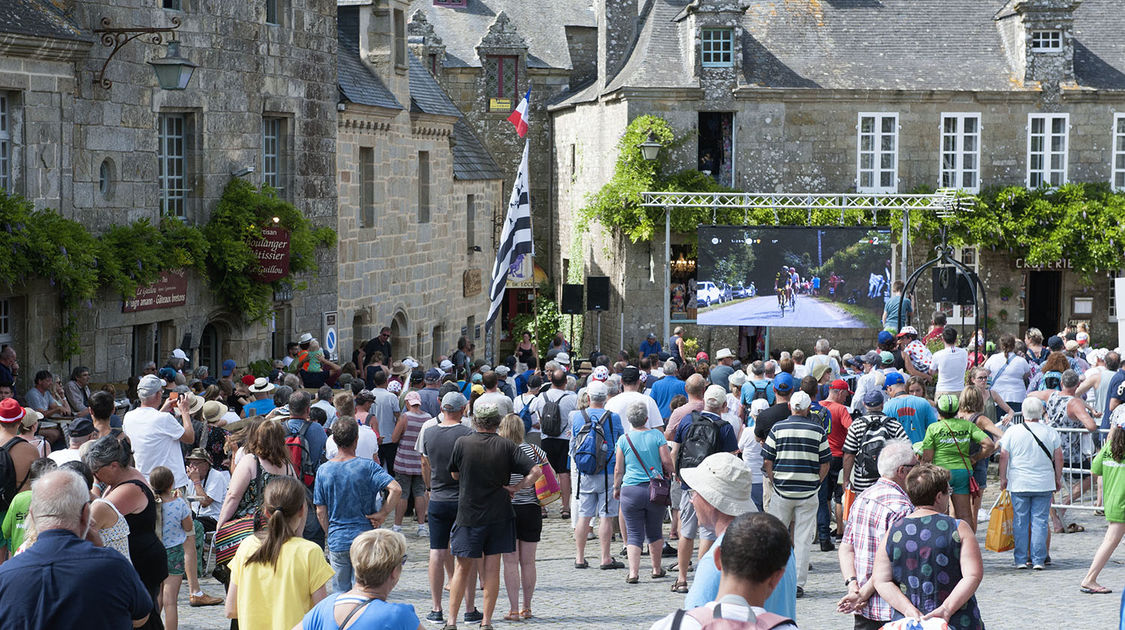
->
[[506, 87, 531, 137], [487, 140, 534, 330]]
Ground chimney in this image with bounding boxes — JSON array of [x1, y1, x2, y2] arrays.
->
[[359, 1, 411, 108], [598, 0, 638, 89]]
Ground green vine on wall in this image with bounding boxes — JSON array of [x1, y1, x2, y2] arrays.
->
[[0, 180, 335, 358]]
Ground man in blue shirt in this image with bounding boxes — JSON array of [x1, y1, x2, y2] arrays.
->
[[0, 469, 152, 629], [639, 332, 662, 358], [649, 360, 687, 420], [242, 377, 277, 417], [881, 371, 937, 444], [569, 381, 625, 569]]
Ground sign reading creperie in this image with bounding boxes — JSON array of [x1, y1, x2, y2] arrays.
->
[[1015, 258, 1073, 270], [123, 269, 188, 313]]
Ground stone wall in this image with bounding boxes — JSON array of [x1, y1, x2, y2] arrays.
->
[[0, 0, 338, 384]]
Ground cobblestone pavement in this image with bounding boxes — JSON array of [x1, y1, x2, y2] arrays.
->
[[180, 504, 1121, 629]]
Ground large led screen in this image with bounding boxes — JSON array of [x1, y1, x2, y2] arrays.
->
[[696, 226, 893, 328]]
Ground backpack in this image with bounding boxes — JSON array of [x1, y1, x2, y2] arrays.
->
[[518, 394, 537, 433], [670, 603, 794, 630], [853, 413, 891, 483], [538, 391, 570, 438], [1040, 371, 1063, 391], [676, 412, 723, 471], [749, 381, 770, 403], [0, 436, 27, 511], [285, 421, 317, 488], [574, 409, 611, 475]]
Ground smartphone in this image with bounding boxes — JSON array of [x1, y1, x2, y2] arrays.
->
[[169, 391, 179, 402]]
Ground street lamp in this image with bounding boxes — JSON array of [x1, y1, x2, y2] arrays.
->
[[638, 132, 663, 161], [93, 17, 196, 90], [148, 40, 197, 91]]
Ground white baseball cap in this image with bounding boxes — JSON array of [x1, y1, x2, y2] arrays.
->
[[556, 352, 571, 365], [790, 391, 812, 411]]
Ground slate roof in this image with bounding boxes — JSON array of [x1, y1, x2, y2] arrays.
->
[[408, 52, 462, 118], [338, 5, 403, 110], [554, 0, 1125, 107], [452, 118, 503, 180], [0, 0, 88, 42], [408, 0, 596, 69]]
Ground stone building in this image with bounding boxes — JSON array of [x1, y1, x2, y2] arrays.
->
[[0, 0, 338, 386], [336, 2, 503, 363], [549, 0, 1125, 355]]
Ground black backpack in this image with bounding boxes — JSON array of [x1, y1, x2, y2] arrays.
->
[[676, 412, 723, 471], [0, 436, 28, 511], [853, 414, 891, 483], [749, 381, 770, 402], [538, 391, 570, 438]]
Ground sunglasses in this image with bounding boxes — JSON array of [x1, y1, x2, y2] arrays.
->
[[401, 554, 408, 567]]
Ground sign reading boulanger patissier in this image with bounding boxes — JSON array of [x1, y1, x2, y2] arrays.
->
[[249, 226, 291, 282]]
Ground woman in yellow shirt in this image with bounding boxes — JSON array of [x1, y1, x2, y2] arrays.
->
[[226, 475, 334, 630]]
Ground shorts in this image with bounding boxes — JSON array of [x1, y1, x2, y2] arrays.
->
[[395, 472, 427, 498], [576, 474, 619, 518], [166, 543, 186, 576], [1066, 457, 1093, 478], [972, 456, 989, 489], [670, 483, 683, 510], [428, 500, 459, 550], [541, 437, 570, 473], [949, 468, 972, 496], [513, 503, 543, 543], [450, 518, 517, 558], [678, 488, 716, 541]]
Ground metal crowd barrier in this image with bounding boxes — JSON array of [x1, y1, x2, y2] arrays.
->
[[1003, 414, 1108, 512]]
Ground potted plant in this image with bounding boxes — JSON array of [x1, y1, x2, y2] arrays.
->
[[998, 286, 1013, 302], [998, 308, 1009, 322]]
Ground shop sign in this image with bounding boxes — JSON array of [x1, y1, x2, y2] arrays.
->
[[123, 269, 188, 313], [250, 226, 290, 282], [463, 269, 482, 297], [1015, 258, 1072, 270]]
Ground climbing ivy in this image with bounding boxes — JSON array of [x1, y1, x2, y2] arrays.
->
[[0, 181, 335, 359]]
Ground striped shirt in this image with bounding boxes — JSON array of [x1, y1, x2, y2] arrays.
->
[[508, 442, 548, 505], [841, 413, 908, 492], [392, 411, 431, 475], [761, 415, 830, 500]]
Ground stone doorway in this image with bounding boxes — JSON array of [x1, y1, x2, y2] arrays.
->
[[390, 311, 410, 362]]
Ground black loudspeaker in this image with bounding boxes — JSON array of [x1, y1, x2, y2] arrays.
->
[[932, 267, 975, 306], [587, 276, 610, 311], [561, 284, 584, 314]]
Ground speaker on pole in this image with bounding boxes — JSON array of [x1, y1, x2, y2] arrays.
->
[[561, 284, 584, 315], [932, 267, 974, 305], [587, 276, 610, 311]]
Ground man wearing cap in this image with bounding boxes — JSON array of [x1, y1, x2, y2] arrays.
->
[[123, 374, 195, 490], [896, 327, 933, 381], [0, 469, 153, 628], [816, 380, 854, 551], [47, 417, 96, 465], [753, 372, 796, 444], [186, 447, 229, 532], [842, 391, 908, 494], [494, 365, 516, 399], [876, 330, 905, 371], [669, 385, 740, 593], [242, 377, 276, 418], [881, 371, 937, 444], [837, 440, 918, 630], [448, 403, 541, 630], [0, 399, 37, 561], [570, 380, 625, 570], [419, 392, 479, 624], [761, 390, 830, 595], [640, 332, 662, 359], [650, 360, 688, 421], [709, 348, 736, 391], [167, 348, 189, 377], [679, 453, 798, 622]]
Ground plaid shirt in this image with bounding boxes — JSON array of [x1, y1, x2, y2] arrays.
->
[[842, 478, 914, 621]]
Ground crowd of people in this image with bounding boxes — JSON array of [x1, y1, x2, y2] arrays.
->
[[0, 315, 1121, 629]]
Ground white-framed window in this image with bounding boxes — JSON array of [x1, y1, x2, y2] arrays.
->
[[1030, 30, 1063, 52], [1027, 113, 1068, 188], [701, 28, 733, 68], [0, 94, 9, 192], [940, 113, 981, 192], [158, 113, 188, 218], [937, 247, 979, 325], [0, 298, 10, 344], [857, 113, 898, 193], [1113, 114, 1125, 191], [261, 116, 286, 196]]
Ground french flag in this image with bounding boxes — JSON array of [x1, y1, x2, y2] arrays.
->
[[506, 87, 531, 137]]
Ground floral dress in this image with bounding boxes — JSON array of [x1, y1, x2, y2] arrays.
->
[[886, 514, 984, 630]]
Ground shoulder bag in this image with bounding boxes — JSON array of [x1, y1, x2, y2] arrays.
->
[[213, 455, 266, 568], [625, 433, 671, 506], [1022, 422, 1056, 466], [940, 418, 981, 498]]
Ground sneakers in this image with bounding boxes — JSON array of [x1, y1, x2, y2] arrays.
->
[[391, 524, 403, 533], [425, 610, 444, 623], [662, 544, 678, 558], [464, 609, 483, 623], [1033, 564, 1046, 571], [189, 593, 224, 607], [795, 586, 805, 598], [417, 524, 429, 538]]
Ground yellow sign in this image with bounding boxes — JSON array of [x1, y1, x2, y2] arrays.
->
[[490, 98, 512, 111]]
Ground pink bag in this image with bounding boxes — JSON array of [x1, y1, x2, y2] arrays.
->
[[534, 460, 561, 506]]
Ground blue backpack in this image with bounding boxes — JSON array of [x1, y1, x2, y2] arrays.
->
[[1040, 371, 1063, 391], [574, 409, 613, 475], [518, 394, 537, 433]]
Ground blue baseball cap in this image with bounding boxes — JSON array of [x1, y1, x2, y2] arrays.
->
[[884, 372, 905, 388], [773, 372, 795, 394], [877, 331, 894, 345], [158, 367, 177, 381], [221, 359, 236, 377]]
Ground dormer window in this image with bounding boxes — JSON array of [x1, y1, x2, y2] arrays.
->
[[701, 28, 733, 68], [485, 55, 518, 112], [1030, 30, 1063, 52]]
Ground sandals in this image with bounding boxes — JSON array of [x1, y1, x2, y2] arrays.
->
[[1065, 522, 1086, 533], [671, 580, 689, 593], [652, 569, 667, 579], [625, 575, 639, 584], [520, 609, 534, 620], [503, 611, 522, 621], [1081, 585, 1113, 594], [560, 508, 571, 519], [574, 560, 589, 569]]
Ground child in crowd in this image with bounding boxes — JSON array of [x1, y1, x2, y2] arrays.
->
[[1080, 416, 1125, 594], [1, 458, 58, 555], [151, 466, 221, 630]]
